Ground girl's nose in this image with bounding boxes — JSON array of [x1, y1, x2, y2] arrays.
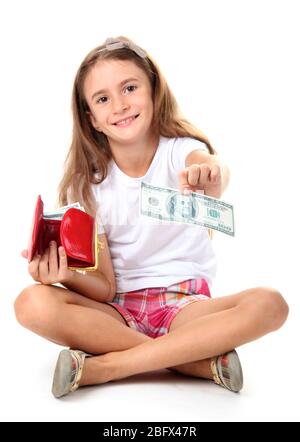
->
[[112, 97, 129, 114]]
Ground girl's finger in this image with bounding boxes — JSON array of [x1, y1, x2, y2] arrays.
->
[[178, 168, 192, 194], [58, 246, 68, 270], [58, 247, 72, 282], [48, 241, 58, 277], [198, 164, 210, 188], [187, 164, 201, 187], [209, 164, 221, 183], [21, 249, 28, 259], [28, 254, 41, 280], [39, 249, 50, 282]]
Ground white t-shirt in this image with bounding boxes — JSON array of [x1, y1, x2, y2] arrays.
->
[[91, 136, 217, 293]]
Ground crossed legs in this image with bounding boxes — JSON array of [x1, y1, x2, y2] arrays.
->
[[14, 284, 289, 386]]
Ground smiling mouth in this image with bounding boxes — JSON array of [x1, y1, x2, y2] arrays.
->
[[113, 114, 140, 126]]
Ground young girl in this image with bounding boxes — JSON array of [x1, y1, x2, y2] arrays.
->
[[15, 36, 289, 398]]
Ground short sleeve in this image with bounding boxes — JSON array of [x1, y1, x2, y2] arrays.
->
[[171, 137, 209, 171]]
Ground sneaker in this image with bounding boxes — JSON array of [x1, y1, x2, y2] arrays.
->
[[210, 349, 243, 393], [52, 349, 91, 398]]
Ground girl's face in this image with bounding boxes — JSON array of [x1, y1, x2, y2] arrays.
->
[[84, 59, 154, 147]]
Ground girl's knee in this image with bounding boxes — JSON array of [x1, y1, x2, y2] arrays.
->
[[255, 287, 289, 331], [14, 284, 59, 329]]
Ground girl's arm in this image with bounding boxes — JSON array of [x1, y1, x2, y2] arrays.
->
[[179, 150, 230, 199], [62, 233, 116, 303]]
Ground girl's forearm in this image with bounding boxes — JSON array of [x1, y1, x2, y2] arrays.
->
[[62, 270, 115, 303]]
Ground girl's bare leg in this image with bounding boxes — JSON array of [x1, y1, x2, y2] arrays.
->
[[14, 283, 150, 353], [14, 283, 212, 378], [14, 285, 288, 385], [79, 287, 288, 385]]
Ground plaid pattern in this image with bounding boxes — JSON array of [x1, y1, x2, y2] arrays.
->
[[107, 278, 211, 338]]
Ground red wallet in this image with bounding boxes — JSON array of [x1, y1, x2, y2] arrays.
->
[[27, 195, 99, 271]]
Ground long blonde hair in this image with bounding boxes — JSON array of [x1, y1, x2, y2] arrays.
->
[[57, 36, 216, 215]]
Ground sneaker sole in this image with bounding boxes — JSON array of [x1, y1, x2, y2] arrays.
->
[[52, 349, 73, 398]]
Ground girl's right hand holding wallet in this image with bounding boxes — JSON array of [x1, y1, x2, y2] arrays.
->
[[22, 243, 76, 285], [24, 195, 99, 285]]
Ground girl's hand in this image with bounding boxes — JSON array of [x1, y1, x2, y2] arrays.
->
[[22, 241, 75, 285], [179, 163, 222, 199]]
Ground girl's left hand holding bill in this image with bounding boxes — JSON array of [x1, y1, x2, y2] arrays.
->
[[179, 163, 222, 199], [21, 241, 75, 285]]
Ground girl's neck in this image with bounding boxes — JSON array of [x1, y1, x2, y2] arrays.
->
[[110, 134, 159, 178]]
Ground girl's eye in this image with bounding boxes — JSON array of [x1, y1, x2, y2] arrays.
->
[[124, 85, 137, 94], [97, 96, 108, 104]]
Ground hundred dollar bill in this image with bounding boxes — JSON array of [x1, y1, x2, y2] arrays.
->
[[140, 182, 235, 236], [43, 202, 84, 220]]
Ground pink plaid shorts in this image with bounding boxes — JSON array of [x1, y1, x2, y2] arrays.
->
[[107, 278, 211, 338]]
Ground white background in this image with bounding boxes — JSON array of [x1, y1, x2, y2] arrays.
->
[[0, 0, 299, 422]]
